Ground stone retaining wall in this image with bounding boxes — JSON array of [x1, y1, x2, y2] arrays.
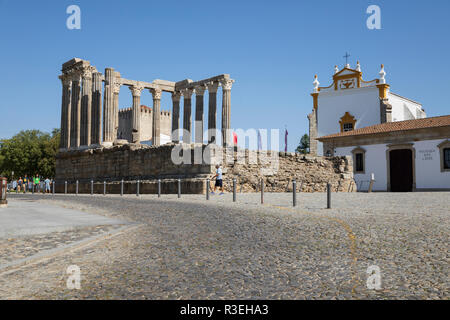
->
[[55, 144, 355, 194]]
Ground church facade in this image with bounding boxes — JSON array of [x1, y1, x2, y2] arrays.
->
[[309, 62, 450, 191]]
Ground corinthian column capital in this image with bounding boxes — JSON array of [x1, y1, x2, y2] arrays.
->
[[220, 79, 234, 91], [129, 85, 144, 97], [150, 87, 162, 100], [113, 82, 121, 94], [183, 88, 194, 98], [207, 81, 220, 93], [59, 74, 72, 86], [172, 91, 182, 102], [195, 85, 206, 96]]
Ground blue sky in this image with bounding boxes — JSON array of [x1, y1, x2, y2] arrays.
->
[[0, 0, 449, 151]]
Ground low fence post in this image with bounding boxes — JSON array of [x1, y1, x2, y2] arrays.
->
[[177, 179, 181, 198], [136, 180, 140, 197], [327, 183, 331, 209], [64, 181, 67, 194], [103, 181, 106, 196], [91, 180, 94, 195], [233, 178, 237, 202], [206, 179, 210, 200], [293, 179, 297, 207], [260, 178, 264, 204], [76, 180, 79, 195], [158, 179, 161, 198], [52, 180, 55, 195], [121, 179, 124, 196]]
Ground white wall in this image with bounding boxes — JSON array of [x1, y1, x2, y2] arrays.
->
[[317, 87, 380, 155], [415, 139, 450, 189], [335, 144, 388, 191], [335, 138, 450, 191], [388, 92, 425, 122]]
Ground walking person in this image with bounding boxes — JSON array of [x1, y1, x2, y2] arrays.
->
[[12, 179, 17, 193], [44, 178, 51, 194], [23, 175, 28, 193], [34, 174, 40, 193], [17, 177, 23, 193], [211, 164, 224, 195]]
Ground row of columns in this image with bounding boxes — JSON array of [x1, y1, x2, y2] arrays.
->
[[60, 63, 234, 149], [171, 78, 233, 146], [59, 65, 102, 150]]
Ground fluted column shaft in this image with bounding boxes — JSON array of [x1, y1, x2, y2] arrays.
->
[[80, 71, 93, 146], [130, 85, 143, 144], [171, 92, 181, 143], [59, 76, 72, 149], [91, 72, 103, 145], [70, 73, 82, 148], [221, 79, 234, 147], [151, 88, 162, 146], [183, 89, 194, 144], [195, 86, 205, 144], [103, 68, 115, 145], [207, 82, 219, 144], [113, 83, 121, 140]]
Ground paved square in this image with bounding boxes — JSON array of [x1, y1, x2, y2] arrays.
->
[[0, 192, 448, 300]]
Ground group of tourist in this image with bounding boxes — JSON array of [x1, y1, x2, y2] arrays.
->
[[9, 175, 53, 193]]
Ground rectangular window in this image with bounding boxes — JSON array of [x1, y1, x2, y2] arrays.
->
[[343, 123, 353, 132], [444, 148, 450, 169], [355, 153, 364, 172]]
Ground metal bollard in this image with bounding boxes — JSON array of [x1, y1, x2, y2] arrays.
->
[[103, 181, 106, 196], [233, 179, 237, 202], [64, 181, 67, 194], [52, 180, 55, 195], [261, 179, 264, 204], [177, 179, 181, 198], [32, 184, 34, 194], [136, 180, 140, 197], [293, 179, 297, 207], [327, 183, 331, 209], [91, 180, 94, 196], [206, 179, 210, 200], [76, 180, 79, 195], [158, 179, 161, 198], [120, 179, 124, 196]]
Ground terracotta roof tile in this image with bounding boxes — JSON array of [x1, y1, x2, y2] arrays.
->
[[318, 115, 450, 140]]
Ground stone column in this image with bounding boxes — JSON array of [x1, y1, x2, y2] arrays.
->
[[207, 82, 219, 144], [113, 82, 121, 140], [70, 72, 82, 148], [195, 85, 206, 144], [91, 72, 103, 145], [130, 85, 143, 144], [102, 68, 115, 146], [220, 79, 234, 147], [150, 87, 162, 146], [182, 88, 194, 144], [58, 74, 72, 150], [171, 91, 182, 143], [80, 68, 93, 147]]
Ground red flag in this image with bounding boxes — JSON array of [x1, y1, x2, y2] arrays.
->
[[233, 132, 238, 146]]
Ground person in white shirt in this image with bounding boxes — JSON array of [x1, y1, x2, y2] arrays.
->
[[211, 164, 224, 195]]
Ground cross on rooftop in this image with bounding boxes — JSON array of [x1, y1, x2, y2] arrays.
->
[[343, 52, 351, 65]]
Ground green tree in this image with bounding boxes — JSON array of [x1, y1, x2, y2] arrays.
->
[[0, 129, 60, 179], [295, 134, 310, 154]]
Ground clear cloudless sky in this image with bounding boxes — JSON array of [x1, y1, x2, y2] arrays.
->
[[0, 0, 449, 151]]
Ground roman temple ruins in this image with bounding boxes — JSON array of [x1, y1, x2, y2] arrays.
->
[[55, 58, 355, 194]]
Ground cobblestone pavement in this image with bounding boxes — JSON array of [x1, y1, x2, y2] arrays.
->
[[0, 192, 448, 300]]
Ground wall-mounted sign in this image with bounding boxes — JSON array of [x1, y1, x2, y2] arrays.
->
[[419, 149, 436, 161]]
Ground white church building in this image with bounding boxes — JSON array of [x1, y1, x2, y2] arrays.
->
[[309, 62, 450, 192]]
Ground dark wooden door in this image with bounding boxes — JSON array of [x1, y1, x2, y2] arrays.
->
[[390, 149, 413, 192]]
